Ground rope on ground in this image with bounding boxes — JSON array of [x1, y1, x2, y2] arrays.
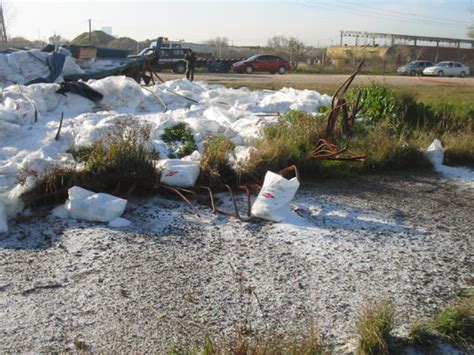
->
[[140, 85, 168, 111]]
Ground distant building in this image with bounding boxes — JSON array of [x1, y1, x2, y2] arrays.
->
[[101, 27, 112, 36]]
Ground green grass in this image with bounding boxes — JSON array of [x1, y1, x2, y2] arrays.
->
[[355, 301, 395, 355], [161, 122, 197, 158], [408, 291, 474, 350]]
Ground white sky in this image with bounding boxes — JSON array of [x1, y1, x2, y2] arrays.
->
[[5, 0, 474, 46]]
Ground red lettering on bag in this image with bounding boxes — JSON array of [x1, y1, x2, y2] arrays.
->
[[262, 193, 274, 199]]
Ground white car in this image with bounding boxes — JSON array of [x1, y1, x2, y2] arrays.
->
[[422, 61, 470, 77]]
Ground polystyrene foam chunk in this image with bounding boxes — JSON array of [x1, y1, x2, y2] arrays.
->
[[65, 186, 127, 222]]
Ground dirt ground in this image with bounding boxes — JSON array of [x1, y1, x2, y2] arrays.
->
[[0, 173, 472, 352], [159, 72, 474, 89]]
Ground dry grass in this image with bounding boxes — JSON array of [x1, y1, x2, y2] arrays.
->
[[443, 132, 474, 169], [200, 135, 237, 186], [168, 328, 327, 355], [21, 120, 159, 207], [242, 110, 327, 178], [355, 300, 395, 355]]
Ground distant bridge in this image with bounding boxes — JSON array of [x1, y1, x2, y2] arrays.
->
[[340, 30, 474, 49]]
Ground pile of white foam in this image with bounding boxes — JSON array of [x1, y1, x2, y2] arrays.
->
[[0, 49, 84, 87], [0, 76, 332, 231]]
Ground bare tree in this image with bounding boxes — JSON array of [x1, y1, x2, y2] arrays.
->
[[287, 37, 305, 69], [49, 34, 67, 45], [267, 35, 306, 69], [204, 37, 229, 57], [468, 28, 474, 39], [267, 35, 288, 50], [1, 1, 16, 40]]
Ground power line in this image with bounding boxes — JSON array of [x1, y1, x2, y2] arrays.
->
[[338, 0, 469, 26], [289, 1, 470, 29]]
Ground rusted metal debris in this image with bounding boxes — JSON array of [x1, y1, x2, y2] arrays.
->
[[163, 165, 298, 220], [312, 60, 366, 162]]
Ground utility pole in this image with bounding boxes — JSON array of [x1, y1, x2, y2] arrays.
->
[[88, 19, 92, 45], [0, 4, 8, 43]]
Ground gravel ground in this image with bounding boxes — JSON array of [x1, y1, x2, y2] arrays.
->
[[0, 173, 472, 352]]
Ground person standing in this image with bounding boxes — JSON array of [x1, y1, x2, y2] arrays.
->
[[185, 49, 196, 82]]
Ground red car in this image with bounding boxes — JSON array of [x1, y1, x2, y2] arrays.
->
[[232, 54, 291, 74]]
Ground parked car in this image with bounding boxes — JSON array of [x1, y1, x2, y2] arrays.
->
[[232, 54, 291, 74], [422, 61, 470, 77], [397, 60, 433, 76], [131, 47, 188, 74]]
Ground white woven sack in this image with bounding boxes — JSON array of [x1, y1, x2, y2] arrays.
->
[[159, 159, 200, 188], [252, 171, 300, 222]]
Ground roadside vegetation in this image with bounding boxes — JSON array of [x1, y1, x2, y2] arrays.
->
[[408, 290, 474, 351]]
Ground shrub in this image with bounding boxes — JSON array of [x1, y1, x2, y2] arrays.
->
[[351, 84, 474, 134], [161, 122, 197, 158], [352, 84, 401, 127]]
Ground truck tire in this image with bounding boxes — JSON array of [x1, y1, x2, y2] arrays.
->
[[173, 62, 186, 74]]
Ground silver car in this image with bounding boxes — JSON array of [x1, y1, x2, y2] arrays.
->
[[422, 61, 470, 77], [397, 60, 433, 76]]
